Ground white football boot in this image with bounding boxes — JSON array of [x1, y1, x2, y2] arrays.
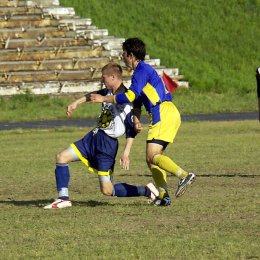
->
[[146, 183, 159, 203], [44, 199, 72, 209]]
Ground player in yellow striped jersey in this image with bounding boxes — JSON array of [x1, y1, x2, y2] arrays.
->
[[91, 38, 196, 206]]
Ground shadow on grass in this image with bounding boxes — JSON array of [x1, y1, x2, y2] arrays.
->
[[120, 173, 259, 178], [0, 199, 110, 207]]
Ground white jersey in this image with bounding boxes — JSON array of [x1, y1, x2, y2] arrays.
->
[[97, 87, 135, 139]]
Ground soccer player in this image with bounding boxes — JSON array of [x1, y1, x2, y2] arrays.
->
[[90, 38, 195, 206], [256, 67, 260, 121], [44, 63, 158, 209]]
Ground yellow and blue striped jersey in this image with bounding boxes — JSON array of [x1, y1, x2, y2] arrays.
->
[[115, 61, 172, 124]]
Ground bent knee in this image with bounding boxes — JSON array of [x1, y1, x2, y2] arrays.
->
[[101, 189, 113, 196], [56, 152, 63, 163], [100, 183, 114, 196], [146, 156, 153, 168], [56, 151, 71, 164]]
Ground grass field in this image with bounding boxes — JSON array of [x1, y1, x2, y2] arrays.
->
[[0, 90, 258, 122], [60, 0, 259, 94], [1, 121, 259, 259], [1, 1, 259, 259]]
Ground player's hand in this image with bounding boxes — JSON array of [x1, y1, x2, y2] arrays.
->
[[119, 155, 130, 170], [90, 94, 104, 103], [66, 103, 77, 117], [134, 122, 142, 133]]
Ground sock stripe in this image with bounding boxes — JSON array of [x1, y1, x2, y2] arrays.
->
[[56, 163, 68, 167]]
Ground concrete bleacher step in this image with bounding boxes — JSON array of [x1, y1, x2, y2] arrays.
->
[[0, 57, 164, 72], [72, 29, 109, 40], [58, 18, 92, 28], [0, 66, 182, 84], [0, 46, 104, 61], [0, 0, 188, 95], [0, 67, 133, 84], [0, 78, 189, 96], [0, 15, 59, 28], [0, 80, 105, 95], [0, 6, 43, 16], [42, 7, 76, 17], [1, 0, 60, 7], [0, 26, 71, 39], [0, 6, 75, 16], [0, 27, 108, 40], [0, 70, 104, 83], [0, 57, 118, 72], [0, 37, 91, 49]]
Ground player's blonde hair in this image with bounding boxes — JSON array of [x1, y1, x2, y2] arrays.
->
[[102, 63, 123, 80]]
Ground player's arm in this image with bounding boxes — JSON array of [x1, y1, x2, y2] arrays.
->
[[133, 97, 142, 133], [91, 69, 146, 104], [133, 108, 142, 133], [120, 107, 137, 170], [66, 91, 97, 117], [90, 89, 136, 104], [119, 137, 134, 170]]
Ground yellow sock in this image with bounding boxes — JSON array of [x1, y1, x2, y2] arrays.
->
[[158, 188, 169, 199], [151, 165, 167, 188], [153, 154, 188, 179], [151, 165, 169, 199]]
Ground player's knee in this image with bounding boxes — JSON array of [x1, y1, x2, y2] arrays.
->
[[56, 152, 68, 164], [146, 155, 153, 166], [100, 187, 113, 196]]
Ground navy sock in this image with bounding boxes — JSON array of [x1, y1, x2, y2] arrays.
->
[[113, 183, 150, 197], [55, 163, 70, 199]]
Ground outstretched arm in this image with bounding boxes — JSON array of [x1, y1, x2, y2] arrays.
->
[[90, 93, 114, 103], [91, 88, 137, 105], [119, 138, 134, 170], [66, 92, 96, 117]]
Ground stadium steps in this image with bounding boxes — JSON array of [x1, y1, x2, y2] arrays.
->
[[0, 27, 109, 39], [1, 0, 60, 7], [0, 0, 188, 96], [0, 46, 104, 61]]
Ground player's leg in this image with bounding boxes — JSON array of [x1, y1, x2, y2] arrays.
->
[[55, 146, 78, 199], [98, 175, 158, 201], [44, 146, 78, 209], [90, 130, 158, 200], [148, 141, 196, 199], [151, 165, 170, 205], [147, 102, 195, 198], [146, 142, 171, 206]]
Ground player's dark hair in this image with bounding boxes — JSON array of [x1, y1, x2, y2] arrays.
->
[[102, 63, 123, 79], [122, 38, 146, 61]]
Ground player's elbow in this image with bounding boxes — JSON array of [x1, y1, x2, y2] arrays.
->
[[116, 90, 136, 103]]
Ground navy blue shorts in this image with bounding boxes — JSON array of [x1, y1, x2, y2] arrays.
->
[[70, 129, 118, 175]]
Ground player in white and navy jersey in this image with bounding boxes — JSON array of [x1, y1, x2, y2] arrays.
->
[[44, 63, 158, 209]]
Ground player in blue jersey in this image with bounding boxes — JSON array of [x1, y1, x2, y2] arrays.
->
[[90, 38, 195, 206], [44, 63, 158, 209]]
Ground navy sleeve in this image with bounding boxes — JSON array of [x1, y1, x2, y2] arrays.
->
[[133, 95, 143, 109], [97, 89, 108, 96], [124, 110, 137, 138]]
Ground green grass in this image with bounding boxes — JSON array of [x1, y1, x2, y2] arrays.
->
[[0, 89, 258, 122], [1, 121, 259, 259], [1, 0, 259, 122], [60, 0, 259, 94]]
